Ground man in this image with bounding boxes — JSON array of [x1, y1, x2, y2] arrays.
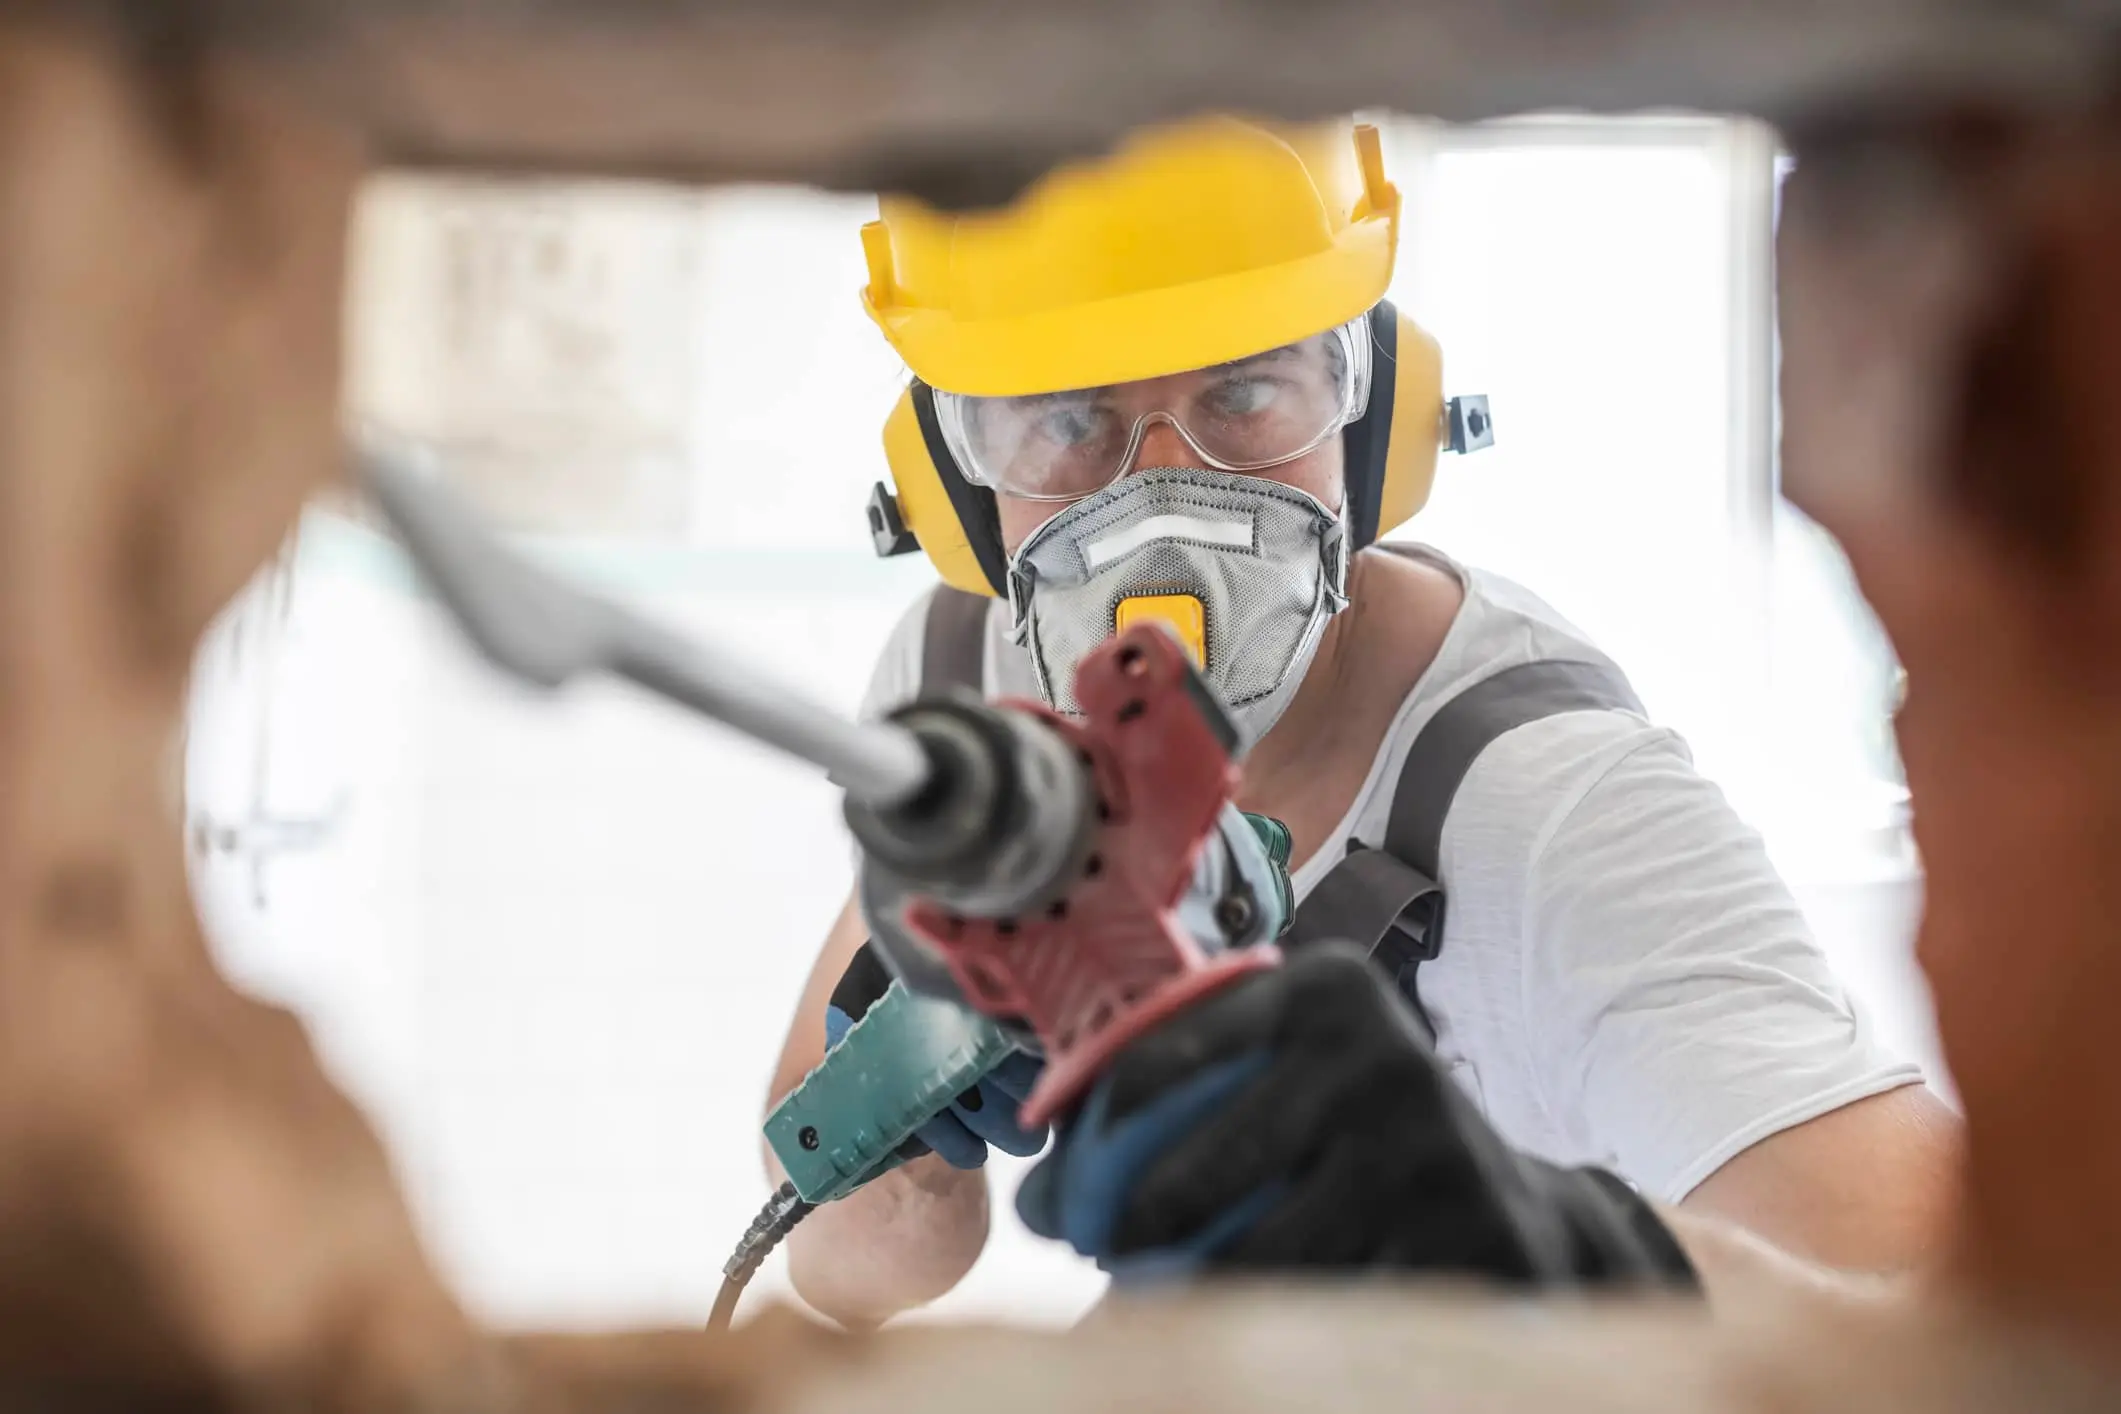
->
[[765, 115, 1960, 1328]]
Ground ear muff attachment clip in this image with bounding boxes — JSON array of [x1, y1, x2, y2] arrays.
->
[[866, 481, 919, 559]]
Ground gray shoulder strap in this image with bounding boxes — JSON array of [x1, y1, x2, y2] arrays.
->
[[1287, 658, 1644, 1037], [920, 586, 991, 696], [1382, 659, 1645, 880]]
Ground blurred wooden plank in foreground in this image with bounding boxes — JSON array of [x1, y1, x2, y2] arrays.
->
[[18, 0, 2120, 206]]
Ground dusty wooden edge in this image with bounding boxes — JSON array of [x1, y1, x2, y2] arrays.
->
[[13, 1, 2118, 206]]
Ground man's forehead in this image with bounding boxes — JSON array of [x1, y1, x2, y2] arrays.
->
[[1208, 341, 1313, 374], [1017, 336, 1327, 403]]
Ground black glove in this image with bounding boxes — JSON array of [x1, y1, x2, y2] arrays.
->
[[1015, 942, 1699, 1292], [826, 940, 1048, 1171]]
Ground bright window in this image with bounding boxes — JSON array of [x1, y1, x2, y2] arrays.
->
[[1382, 124, 1751, 787], [1381, 121, 1907, 879]]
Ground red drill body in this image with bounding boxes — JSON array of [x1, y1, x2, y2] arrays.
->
[[901, 627, 1280, 1127]]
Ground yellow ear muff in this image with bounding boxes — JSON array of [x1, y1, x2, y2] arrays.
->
[[1373, 309, 1446, 543], [882, 388, 1004, 597], [882, 303, 1454, 585]]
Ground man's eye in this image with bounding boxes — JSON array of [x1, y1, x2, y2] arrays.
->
[[1035, 404, 1111, 446], [1205, 376, 1282, 418]]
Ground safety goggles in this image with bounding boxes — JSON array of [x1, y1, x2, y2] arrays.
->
[[933, 317, 1373, 502]]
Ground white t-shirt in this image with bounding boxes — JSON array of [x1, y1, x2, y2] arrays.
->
[[856, 545, 1923, 1203]]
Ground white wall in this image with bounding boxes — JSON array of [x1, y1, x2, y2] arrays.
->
[[188, 517, 1109, 1330]]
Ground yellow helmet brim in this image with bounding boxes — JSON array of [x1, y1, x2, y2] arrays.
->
[[866, 222, 1396, 399]]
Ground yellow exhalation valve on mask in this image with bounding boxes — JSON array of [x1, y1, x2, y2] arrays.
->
[[1116, 594, 1208, 670]]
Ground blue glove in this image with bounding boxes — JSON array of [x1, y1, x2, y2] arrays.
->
[[1014, 1051, 1282, 1284], [826, 941, 1049, 1170]]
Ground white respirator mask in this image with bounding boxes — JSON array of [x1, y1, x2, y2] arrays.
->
[[1005, 466, 1350, 751]]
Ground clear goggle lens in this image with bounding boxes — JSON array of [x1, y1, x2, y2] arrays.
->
[[934, 317, 1371, 502]]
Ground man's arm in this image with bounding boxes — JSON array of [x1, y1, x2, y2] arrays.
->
[[762, 894, 991, 1328], [1669, 1082, 1961, 1304], [1493, 715, 1962, 1295]]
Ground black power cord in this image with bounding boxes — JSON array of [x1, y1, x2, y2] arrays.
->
[[707, 1181, 814, 1333]]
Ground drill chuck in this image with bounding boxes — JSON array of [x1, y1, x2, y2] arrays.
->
[[843, 693, 1095, 921]]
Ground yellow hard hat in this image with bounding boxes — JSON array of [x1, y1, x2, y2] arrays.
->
[[862, 114, 1399, 397], [859, 115, 1478, 597]]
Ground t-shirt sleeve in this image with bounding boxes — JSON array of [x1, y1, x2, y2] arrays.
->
[[845, 589, 934, 871], [1511, 721, 1924, 1203], [858, 589, 931, 724]]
